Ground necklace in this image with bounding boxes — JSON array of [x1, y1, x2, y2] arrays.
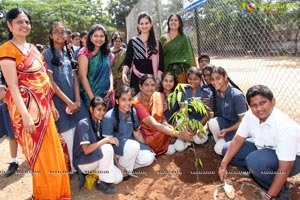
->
[[10, 40, 30, 55], [140, 93, 151, 106]]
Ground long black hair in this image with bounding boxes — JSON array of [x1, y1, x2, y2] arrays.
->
[[137, 12, 158, 54], [211, 66, 245, 116], [79, 31, 88, 48], [167, 14, 184, 35], [5, 8, 31, 40], [89, 96, 107, 139], [48, 22, 65, 66], [113, 86, 137, 133], [158, 71, 177, 93], [86, 24, 110, 55]]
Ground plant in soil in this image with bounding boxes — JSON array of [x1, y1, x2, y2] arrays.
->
[[168, 83, 208, 180]]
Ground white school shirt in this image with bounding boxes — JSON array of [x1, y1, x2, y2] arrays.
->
[[237, 107, 300, 161]]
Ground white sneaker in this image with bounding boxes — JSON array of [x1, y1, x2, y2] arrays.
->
[[193, 134, 208, 144], [165, 144, 176, 155], [174, 139, 191, 152]]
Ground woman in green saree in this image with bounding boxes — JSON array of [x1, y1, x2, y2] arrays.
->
[[111, 35, 126, 91], [160, 14, 195, 83]]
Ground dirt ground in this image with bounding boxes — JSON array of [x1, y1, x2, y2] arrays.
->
[[1, 135, 300, 200]]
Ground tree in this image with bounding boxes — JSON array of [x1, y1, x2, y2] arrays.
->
[[106, 0, 139, 33], [0, 0, 113, 46]]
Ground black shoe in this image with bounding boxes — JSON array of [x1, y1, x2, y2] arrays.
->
[[95, 181, 116, 194], [5, 162, 19, 177]]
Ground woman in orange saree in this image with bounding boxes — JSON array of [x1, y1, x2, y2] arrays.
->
[[0, 8, 71, 199], [132, 74, 193, 155]]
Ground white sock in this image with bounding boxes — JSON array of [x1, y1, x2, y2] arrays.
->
[[10, 157, 18, 164]]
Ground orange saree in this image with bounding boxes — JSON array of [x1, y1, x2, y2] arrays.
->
[[133, 92, 170, 155], [0, 42, 71, 199]]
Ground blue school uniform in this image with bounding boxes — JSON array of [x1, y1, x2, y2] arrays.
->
[[0, 69, 14, 138], [181, 84, 211, 121], [73, 118, 103, 168], [102, 108, 152, 156], [209, 85, 247, 141], [43, 48, 88, 133]]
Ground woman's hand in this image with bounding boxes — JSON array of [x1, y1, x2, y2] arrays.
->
[[51, 102, 60, 121], [176, 131, 193, 141], [122, 73, 129, 85], [103, 89, 113, 102], [22, 113, 36, 134]]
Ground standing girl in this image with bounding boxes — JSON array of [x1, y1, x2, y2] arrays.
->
[[0, 8, 70, 199], [208, 66, 247, 155], [43, 22, 88, 172], [73, 97, 123, 194], [78, 24, 114, 109], [102, 86, 155, 178], [122, 12, 164, 93]]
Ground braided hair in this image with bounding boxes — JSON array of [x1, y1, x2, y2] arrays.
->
[[211, 66, 244, 116], [49, 22, 65, 66], [113, 86, 137, 133]]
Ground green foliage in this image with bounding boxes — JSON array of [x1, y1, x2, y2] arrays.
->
[[168, 83, 207, 135], [167, 83, 208, 179], [0, 0, 114, 46], [106, 0, 139, 32]]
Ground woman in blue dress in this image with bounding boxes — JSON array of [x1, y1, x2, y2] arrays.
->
[[102, 85, 155, 178]]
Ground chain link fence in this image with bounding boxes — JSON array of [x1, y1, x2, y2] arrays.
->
[[126, 0, 300, 122]]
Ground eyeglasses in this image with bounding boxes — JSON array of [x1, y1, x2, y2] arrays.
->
[[52, 31, 67, 36]]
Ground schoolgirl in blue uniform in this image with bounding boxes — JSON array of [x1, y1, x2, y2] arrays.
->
[[208, 66, 247, 155], [73, 97, 123, 194], [102, 85, 155, 178], [179, 67, 211, 146], [43, 22, 88, 171]]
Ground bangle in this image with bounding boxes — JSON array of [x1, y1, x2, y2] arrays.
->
[[171, 131, 176, 137], [264, 193, 275, 200]]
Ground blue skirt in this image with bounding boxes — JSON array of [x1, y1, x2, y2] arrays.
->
[[0, 102, 14, 138]]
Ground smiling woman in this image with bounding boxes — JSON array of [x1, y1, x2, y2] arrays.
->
[[122, 12, 164, 94], [77, 24, 114, 109], [0, 8, 71, 199]]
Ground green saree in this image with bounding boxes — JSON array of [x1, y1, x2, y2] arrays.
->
[[160, 34, 195, 83]]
